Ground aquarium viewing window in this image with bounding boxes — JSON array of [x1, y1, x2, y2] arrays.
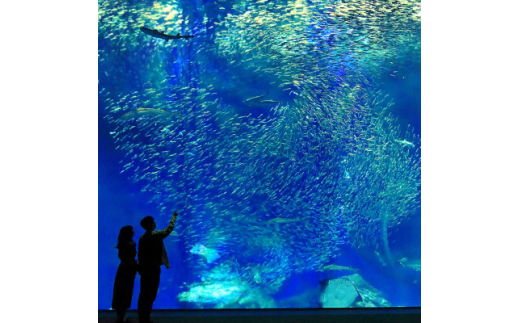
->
[[99, 0, 421, 310]]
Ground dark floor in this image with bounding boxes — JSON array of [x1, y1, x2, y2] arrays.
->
[[99, 308, 420, 323]]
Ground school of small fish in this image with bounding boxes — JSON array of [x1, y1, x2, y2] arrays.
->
[[99, 0, 421, 299]]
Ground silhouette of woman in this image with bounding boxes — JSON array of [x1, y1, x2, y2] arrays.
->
[[112, 225, 138, 323]]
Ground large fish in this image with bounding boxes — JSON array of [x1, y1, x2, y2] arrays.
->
[[190, 244, 221, 263], [395, 139, 415, 147], [244, 92, 281, 107], [140, 27, 194, 41], [243, 92, 268, 104], [318, 264, 359, 272]]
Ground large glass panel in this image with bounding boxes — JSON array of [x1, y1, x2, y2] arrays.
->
[[99, 0, 421, 310]]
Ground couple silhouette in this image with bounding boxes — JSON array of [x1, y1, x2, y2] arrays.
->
[[112, 210, 178, 323]]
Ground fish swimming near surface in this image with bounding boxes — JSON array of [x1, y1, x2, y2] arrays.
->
[[140, 26, 194, 41], [190, 244, 221, 263]]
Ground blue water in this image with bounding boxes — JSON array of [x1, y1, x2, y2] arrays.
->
[[99, 0, 421, 310]]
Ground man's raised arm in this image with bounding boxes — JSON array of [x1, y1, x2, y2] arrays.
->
[[155, 210, 178, 239]]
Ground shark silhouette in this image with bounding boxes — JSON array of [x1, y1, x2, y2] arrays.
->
[[140, 27, 194, 41]]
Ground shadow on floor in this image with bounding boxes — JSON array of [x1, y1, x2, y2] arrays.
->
[[99, 307, 420, 323]]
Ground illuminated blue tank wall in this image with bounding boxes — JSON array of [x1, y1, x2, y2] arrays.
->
[[99, 0, 421, 310]]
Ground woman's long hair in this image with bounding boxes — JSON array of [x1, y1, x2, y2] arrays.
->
[[116, 225, 134, 249]]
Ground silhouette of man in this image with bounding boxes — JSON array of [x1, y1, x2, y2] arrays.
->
[[137, 211, 178, 323]]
